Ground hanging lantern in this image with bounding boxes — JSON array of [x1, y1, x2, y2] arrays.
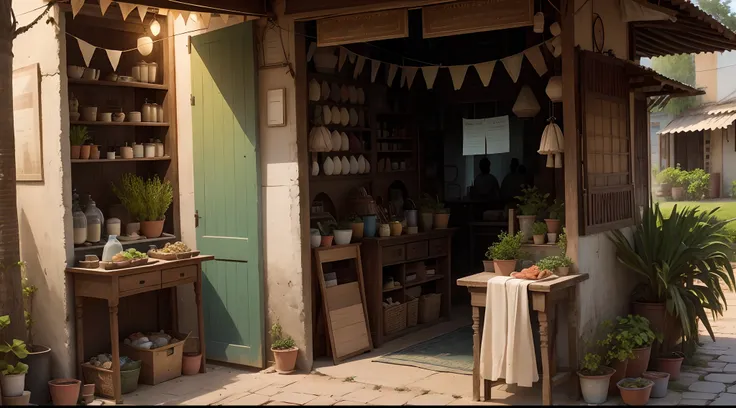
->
[[546, 154, 554, 168], [554, 153, 563, 168], [550, 22, 562, 37], [150, 18, 161, 37], [512, 86, 540, 118], [533, 12, 545, 34], [137, 36, 154, 56], [546, 76, 563, 103]]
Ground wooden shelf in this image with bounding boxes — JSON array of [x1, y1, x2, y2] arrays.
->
[[71, 121, 170, 127], [318, 125, 371, 132], [405, 274, 444, 288], [72, 156, 172, 164], [377, 137, 413, 141], [69, 78, 168, 91], [377, 150, 413, 153], [382, 285, 403, 293], [308, 100, 368, 109], [73, 233, 176, 253], [310, 174, 372, 182]]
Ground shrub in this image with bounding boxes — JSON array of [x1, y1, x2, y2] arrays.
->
[[536, 255, 572, 271], [270, 323, 296, 350], [515, 186, 549, 216], [684, 168, 710, 200], [557, 228, 567, 253], [548, 199, 564, 221], [531, 222, 547, 235], [656, 165, 682, 186], [486, 231, 525, 260], [112, 173, 173, 222]]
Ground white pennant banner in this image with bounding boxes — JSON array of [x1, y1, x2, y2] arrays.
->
[[118, 3, 137, 21], [338, 48, 348, 72], [502, 53, 524, 83], [474, 61, 496, 87], [448, 65, 469, 90], [524, 46, 547, 76], [137, 5, 149, 22], [200, 12, 212, 28], [71, 0, 85, 18], [348, 51, 357, 64], [404, 66, 418, 89], [400, 68, 407, 88], [353, 56, 366, 79], [99, 0, 112, 16], [220, 14, 230, 24], [106, 49, 122, 71], [181, 11, 191, 25], [306, 43, 317, 63], [370, 59, 381, 83], [387, 64, 399, 87], [422, 66, 439, 89], [77, 38, 96, 67]]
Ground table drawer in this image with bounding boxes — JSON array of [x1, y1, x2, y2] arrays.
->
[[119, 271, 161, 295], [406, 241, 428, 260], [162, 265, 198, 287], [382, 245, 406, 265], [429, 238, 447, 256]]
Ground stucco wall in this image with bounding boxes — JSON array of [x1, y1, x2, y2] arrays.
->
[[574, 0, 628, 58], [696, 53, 718, 103], [722, 126, 736, 196], [13, 2, 74, 378]]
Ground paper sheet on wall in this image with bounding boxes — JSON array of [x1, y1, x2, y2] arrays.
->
[[462, 116, 510, 156]]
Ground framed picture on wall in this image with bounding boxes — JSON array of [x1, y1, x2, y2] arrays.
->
[[12, 63, 43, 182]]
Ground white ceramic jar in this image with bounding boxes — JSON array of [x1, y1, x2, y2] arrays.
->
[[150, 103, 159, 123], [156, 104, 164, 123], [106, 218, 121, 237], [132, 143, 144, 158], [142, 100, 153, 122], [155, 141, 164, 157], [144, 143, 156, 158], [138, 61, 149, 83], [148, 62, 158, 84]]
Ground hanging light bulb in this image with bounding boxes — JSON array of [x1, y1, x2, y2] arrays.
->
[[150, 18, 161, 37], [137, 36, 154, 56]]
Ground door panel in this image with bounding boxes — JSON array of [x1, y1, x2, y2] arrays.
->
[[191, 22, 263, 368]]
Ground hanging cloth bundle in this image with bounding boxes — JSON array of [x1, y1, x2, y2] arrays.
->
[[538, 115, 565, 168]]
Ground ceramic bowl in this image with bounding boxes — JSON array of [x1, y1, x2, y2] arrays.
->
[[127, 111, 142, 122], [97, 112, 112, 122], [112, 112, 125, 122], [67, 65, 85, 79], [82, 68, 98, 81], [105, 73, 118, 82], [118, 76, 134, 82]]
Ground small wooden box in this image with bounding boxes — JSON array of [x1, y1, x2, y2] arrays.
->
[[121, 331, 190, 385]]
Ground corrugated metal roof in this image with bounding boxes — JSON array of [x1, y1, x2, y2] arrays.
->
[[658, 100, 736, 134]]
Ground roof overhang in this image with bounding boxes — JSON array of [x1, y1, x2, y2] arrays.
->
[[70, 0, 268, 17], [658, 100, 736, 135], [631, 0, 736, 57]]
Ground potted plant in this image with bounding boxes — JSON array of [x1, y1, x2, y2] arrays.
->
[[656, 351, 685, 380], [486, 231, 525, 276], [112, 173, 173, 238], [418, 193, 441, 231], [270, 323, 298, 374], [545, 199, 564, 234], [598, 319, 635, 396], [348, 215, 364, 242], [536, 255, 573, 276], [514, 186, 549, 241], [434, 206, 451, 229], [0, 315, 30, 399], [318, 221, 336, 247], [670, 165, 687, 201], [531, 222, 547, 245], [617, 377, 654, 405], [578, 352, 615, 404], [19, 262, 52, 405], [655, 166, 680, 198], [613, 315, 660, 378], [334, 221, 354, 245], [642, 371, 670, 398], [182, 352, 202, 376], [69, 126, 89, 159]]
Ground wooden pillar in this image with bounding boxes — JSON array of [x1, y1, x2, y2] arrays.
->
[[561, 0, 579, 266]]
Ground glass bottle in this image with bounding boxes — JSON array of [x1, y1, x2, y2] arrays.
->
[[84, 198, 104, 243], [102, 235, 123, 262], [72, 191, 87, 245]]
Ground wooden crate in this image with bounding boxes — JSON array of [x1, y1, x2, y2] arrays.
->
[[120, 332, 189, 385]]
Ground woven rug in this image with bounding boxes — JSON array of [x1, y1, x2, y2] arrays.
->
[[373, 326, 473, 375]]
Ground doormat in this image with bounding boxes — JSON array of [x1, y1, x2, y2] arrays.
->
[[373, 326, 473, 375]]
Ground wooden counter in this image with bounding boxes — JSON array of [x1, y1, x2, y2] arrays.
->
[[66, 255, 214, 403]]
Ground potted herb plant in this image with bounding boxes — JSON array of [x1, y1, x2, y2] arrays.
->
[[334, 221, 354, 245], [531, 222, 547, 245], [112, 173, 173, 239], [0, 315, 30, 400], [614, 315, 660, 378], [578, 352, 615, 404], [545, 198, 564, 234], [656, 351, 685, 380], [348, 215, 364, 242], [318, 221, 336, 247], [514, 186, 549, 242], [486, 231, 525, 276], [418, 193, 436, 231], [616, 377, 654, 405], [20, 262, 52, 405], [598, 319, 635, 396], [669, 165, 686, 201], [69, 126, 89, 160], [270, 323, 298, 374], [655, 166, 680, 198], [536, 255, 573, 276]]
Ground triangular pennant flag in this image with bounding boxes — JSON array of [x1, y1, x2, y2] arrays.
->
[[448, 65, 469, 90], [190, 13, 199, 23], [546, 38, 555, 53], [353, 56, 366, 79], [387, 64, 399, 87], [200, 13, 212, 28], [220, 14, 230, 24], [234, 15, 245, 23], [524, 46, 548, 77], [400, 68, 407, 88], [370, 59, 381, 83], [106, 49, 122, 71], [306, 42, 317, 63], [502, 53, 523, 83], [99, 0, 112, 15], [404, 66, 418, 89], [474, 61, 496, 87], [169, 9, 180, 22], [77, 38, 96, 67], [181, 11, 191, 25], [71, 0, 85, 18], [348, 51, 357, 64], [118, 3, 136, 21], [338, 48, 348, 72], [422, 66, 439, 89], [137, 5, 149, 22]]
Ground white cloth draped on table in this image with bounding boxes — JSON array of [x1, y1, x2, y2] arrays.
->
[[479, 275, 539, 387]]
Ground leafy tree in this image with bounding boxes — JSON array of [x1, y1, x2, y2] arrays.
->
[[650, 54, 698, 115], [698, 0, 736, 31]]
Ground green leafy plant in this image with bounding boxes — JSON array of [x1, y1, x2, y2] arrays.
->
[[580, 353, 609, 376], [70, 126, 89, 146], [0, 316, 29, 375], [486, 231, 525, 261], [531, 222, 547, 235], [112, 173, 173, 222], [684, 168, 710, 200], [598, 319, 635, 364], [536, 255, 572, 271], [548, 199, 565, 221], [557, 228, 567, 253], [731, 180, 736, 198], [270, 322, 296, 350], [618, 378, 653, 389], [19, 261, 38, 345], [656, 166, 682, 186], [609, 201, 736, 354], [418, 193, 446, 213], [347, 214, 363, 223], [318, 220, 337, 237], [515, 186, 549, 216], [126, 248, 147, 259], [613, 314, 661, 348]]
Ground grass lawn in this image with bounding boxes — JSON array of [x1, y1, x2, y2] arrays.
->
[[657, 200, 736, 235]]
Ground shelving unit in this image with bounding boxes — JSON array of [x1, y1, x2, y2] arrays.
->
[[69, 78, 169, 90], [72, 156, 172, 164], [71, 121, 170, 127]]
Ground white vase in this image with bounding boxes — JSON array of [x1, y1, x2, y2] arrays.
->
[[1, 373, 26, 397], [517, 215, 536, 242], [547, 233, 557, 244], [405, 210, 418, 228], [310, 229, 321, 248], [334, 229, 353, 245]]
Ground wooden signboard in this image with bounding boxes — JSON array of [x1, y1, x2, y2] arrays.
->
[[317, 9, 408, 47], [422, 0, 533, 39], [12, 63, 43, 182]]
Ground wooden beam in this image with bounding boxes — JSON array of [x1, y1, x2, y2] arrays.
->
[[636, 22, 736, 49], [638, 29, 724, 54], [635, 30, 701, 55], [561, 0, 579, 267]]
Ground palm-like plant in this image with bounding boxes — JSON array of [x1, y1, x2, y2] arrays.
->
[[609, 201, 735, 351]]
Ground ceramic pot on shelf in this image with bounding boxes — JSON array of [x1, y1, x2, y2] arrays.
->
[[517, 215, 536, 242], [81, 106, 97, 122], [362, 215, 377, 237], [0, 373, 26, 397], [150, 103, 160, 123], [90, 145, 101, 159], [420, 212, 434, 231], [140, 220, 164, 238], [148, 62, 158, 84], [155, 141, 165, 157], [69, 93, 79, 113], [544, 218, 561, 234], [310, 229, 321, 248], [378, 224, 391, 237], [138, 61, 149, 83], [334, 229, 353, 245], [120, 144, 134, 159], [80, 144, 92, 160], [547, 233, 557, 244], [142, 100, 154, 122], [144, 143, 156, 158], [71, 145, 82, 160], [132, 143, 144, 158]]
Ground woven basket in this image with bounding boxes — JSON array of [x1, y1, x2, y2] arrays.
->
[[384, 303, 407, 334], [419, 293, 442, 324], [406, 298, 419, 327]]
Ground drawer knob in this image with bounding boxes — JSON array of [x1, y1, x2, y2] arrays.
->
[[139, 280, 145, 285]]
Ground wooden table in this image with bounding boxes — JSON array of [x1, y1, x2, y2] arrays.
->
[[66, 255, 214, 403], [456, 272, 588, 405]]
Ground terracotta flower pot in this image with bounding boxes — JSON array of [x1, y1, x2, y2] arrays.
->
[[71, 145, 82, 160], [493, 259, 516, 276], [3, 391, 31, 406], [642, 371, 670, 398], [420, 212, 434, 231], [671, 186, 685, 201], [578, 366, 615, 404], [272, 347, 298, 374], [320, 236, 334, 247], [80, 383, 95, 397], [390, 222, 403, 236], [351, 222, 364, 242], [482, 260, 494, 272], [544, 218, 561, 234], [433, 213, 450, 229], [657, 355, 684, 381], [182, 352, 202, 376], [658, 183, 672, 198], [609, 359, 628, 395], [557, 266, 570, 276], [632, 302, 665, 357], [532, 234, 545, 245], [48, 379, 81, 406], [90, 145, 100, 159], [626, 346, 652, 378], [617, 378, 653, 406], [140, 220, 164, 238], [80, 144, 92, 160]]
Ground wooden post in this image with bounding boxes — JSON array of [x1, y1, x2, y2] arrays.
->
[[561, 0, 579, 267]]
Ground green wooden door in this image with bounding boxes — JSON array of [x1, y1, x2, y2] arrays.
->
[[191, 22, 263, 368]]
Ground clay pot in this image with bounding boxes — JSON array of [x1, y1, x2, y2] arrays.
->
[[517, 215, 536, 242], [433, 213, 450, 229], [544, 218, 561, 234], [659, 183, 672, 198], [557, 266, 570, 276], [617, 378, 653, 406], [532, 234, 545, 245], [609, 359, 628, 395], [626, 346, 652, 378], [671, 186, 685, 201], [657, 354, 684, 381], [351, 222, 364, 242], [1, 373, 26, 397], [379, 224, 391, 237], [80, 144, 92, 160], [48, 379, 81, 406], [182, 353, 202, 376], [80, 383, 95, 398], [390, 222, 403, 236], [547, 233, 557, 244], [2, 391, 31, 406], [334, 229, 353, 245], [578, 366, 615, 404], [320, 236, 334, 247], [493, 259, 516, 276], [271, 347, 298, 374], [140, 220, 164, 238], [642, 371, 670, 398], [90, 145, 100, 160], [420, 212, 434, 231], [71, 145, 81, 160], [482, 260, 494, 272]]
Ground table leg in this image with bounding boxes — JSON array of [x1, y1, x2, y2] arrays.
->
[[195, 268, 207, 373], [472, 305, 481, 402], [75, 297, 84, 380], [568, 287, 580, 400], [171, 286, 179, 333], [539, 309, 552, 406], [480, 306, 492, 401], [108, 302, 122, 404]]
